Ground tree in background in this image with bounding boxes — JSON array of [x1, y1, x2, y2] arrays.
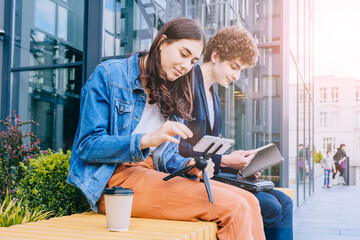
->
[[314, 146, 323, 163]]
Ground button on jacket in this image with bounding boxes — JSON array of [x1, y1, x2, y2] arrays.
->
[[67, 53, 192, 212]]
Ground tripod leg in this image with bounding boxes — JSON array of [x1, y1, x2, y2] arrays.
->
[[202, 170, 214, 202], [163, 165, 195, 181]]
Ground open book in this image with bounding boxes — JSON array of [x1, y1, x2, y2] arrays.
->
[[241, 143, 284, 178]]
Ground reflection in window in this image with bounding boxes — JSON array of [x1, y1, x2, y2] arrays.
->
[[28, 29, 82, 66], [13, 0, 84, 67], [35, 0, 56, 35], [11, 67, 81, 150]]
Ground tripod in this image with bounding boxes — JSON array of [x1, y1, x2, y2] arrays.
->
[[163, 142, 223, 202]]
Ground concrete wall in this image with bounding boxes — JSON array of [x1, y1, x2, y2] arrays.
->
[[350, 166, 360, 185]]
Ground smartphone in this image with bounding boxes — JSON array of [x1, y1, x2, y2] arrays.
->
[[193, 135, 234, 155]]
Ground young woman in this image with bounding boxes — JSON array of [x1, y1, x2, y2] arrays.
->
[[179, 26, 293, 240], [332, 143, 347, 185], [67, 18, 265, 240], [320, 151, 336, 188]]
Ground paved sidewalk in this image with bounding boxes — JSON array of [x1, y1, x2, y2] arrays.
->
[[294, 179, 360, 240]]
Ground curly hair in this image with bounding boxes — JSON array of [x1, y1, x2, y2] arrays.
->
[[139, 18, 206, 120], [203, 26, 258, 67]]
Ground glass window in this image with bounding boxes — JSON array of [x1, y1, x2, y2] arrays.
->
[[309, 7, 314, 95], [298, 0, 305, 77], [288, 59, 298, 203], [102, 0, 192, 58], [331, 111, 339, 127], [322, 137, 336, 154], [58, 6, 68, 41], [289, 0, 297, 60], [304, 88, 311, 199], [304, 0, 310, 85], [331, 87, 339, 102], [355, 112, 360, 128], [298, 79, 305, 205], [356, 86, 360, 101], [13, 0, 84, 67], [320, 87, 327, 103], [320, 112, 327, 127], [299, 85, 304, 103]]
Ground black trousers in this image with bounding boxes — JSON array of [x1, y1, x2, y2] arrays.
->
[[332, 161, 344, 179]]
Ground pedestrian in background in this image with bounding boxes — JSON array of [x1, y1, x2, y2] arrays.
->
[[320, 151, 335, 188], [332, 144, 347, 185]]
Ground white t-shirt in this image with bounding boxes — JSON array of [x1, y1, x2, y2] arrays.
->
[[207, 94, 214, 130], [133, 102, 166, 153]]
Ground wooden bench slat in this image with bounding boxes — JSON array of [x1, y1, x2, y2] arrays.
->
[[5, 222, 191, 240], [0, 226, 184, 240], [44, 218, 199, 240], [0, 236, 29, 240], [68, 212, 215, 239]]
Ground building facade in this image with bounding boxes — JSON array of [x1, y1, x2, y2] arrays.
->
[[314, 75, 360, 185], [0, 0, 314, 207]]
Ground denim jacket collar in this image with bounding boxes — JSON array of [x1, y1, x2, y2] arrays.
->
[[128, 53, 143, 91]]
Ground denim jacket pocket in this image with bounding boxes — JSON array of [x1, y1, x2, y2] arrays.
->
[[114, 99, 133, 133]]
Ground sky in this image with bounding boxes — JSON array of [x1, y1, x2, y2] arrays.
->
[[314, 0, 360, 79]]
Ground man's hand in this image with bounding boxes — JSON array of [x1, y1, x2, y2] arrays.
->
[[220, 149, 257, 170], [140, 120, 193, 149], [186, 158, 215, 179]]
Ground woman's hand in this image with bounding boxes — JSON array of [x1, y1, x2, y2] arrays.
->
[[140, 120, 193, 149], [220, 149, 257, 170], [252, 170, 263, 179], [186, 158, 215, 179]]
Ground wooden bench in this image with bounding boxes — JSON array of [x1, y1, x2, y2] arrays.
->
[[274, 187, 295, 199], [0, 188, 293, 239], [0, 212, 217, 240]]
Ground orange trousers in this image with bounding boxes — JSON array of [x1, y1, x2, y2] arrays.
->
[[98, 157, 265, 240]]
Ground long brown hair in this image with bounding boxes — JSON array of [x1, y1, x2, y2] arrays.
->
[[139, 18, 206, 120]]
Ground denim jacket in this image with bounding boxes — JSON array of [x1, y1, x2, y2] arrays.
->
[[67, 53, 192, 212]]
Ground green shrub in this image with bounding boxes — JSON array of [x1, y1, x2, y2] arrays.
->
[[17, 150, 90, 216], [0, 190, 53, 227]]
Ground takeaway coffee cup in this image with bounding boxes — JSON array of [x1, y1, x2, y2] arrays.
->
[[104, 186, 134, 231]]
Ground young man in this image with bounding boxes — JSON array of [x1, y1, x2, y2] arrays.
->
[[179, 26, 293, 240]]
